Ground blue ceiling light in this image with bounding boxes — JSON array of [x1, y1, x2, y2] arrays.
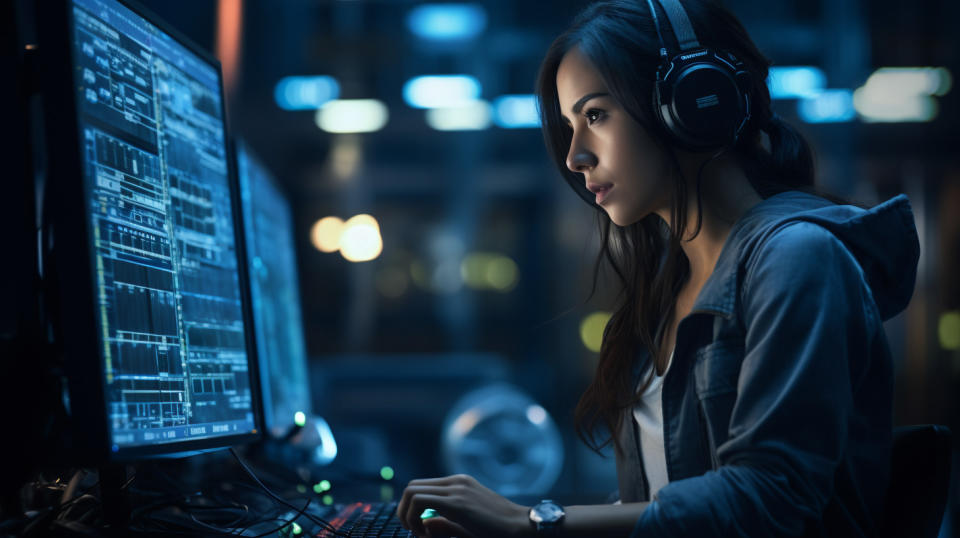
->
[[403, 75, 482, 109], [767, 66, 826, 99], [492, 95, 540, 128], [797, 89, 856, 123], [274, 76, 340, 110], [407, 4, 487, 41]]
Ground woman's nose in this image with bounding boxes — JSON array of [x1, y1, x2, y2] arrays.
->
[[566, 139, 597, 173]]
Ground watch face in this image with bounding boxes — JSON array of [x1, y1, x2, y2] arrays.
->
[[530, 501, 565, 524]]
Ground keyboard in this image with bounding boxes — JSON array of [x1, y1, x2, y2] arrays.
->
[[317, 501, 413, 537]]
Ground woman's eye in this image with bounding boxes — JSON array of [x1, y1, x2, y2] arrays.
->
[[585, 109, 604, 125]]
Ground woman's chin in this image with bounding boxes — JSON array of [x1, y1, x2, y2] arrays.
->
[[605, 208, 641, 228]]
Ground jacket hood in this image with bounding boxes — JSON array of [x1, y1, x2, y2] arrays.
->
[[694, 191, 921, 322]]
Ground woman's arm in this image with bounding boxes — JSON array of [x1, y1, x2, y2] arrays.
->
[[554, 503, 651, 537], [396, 474, 650, 537]]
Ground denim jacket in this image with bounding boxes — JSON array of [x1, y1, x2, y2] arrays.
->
[[615, 191, 920, 537]]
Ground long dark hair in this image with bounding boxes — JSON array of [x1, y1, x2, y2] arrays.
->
[[536, 0, 857, 455]]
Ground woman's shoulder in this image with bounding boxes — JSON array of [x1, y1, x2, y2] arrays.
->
[[741, 220, 858, 289], [734, 193, 918, 321]]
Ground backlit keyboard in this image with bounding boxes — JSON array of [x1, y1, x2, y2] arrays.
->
[[317, 501, 413, 537]]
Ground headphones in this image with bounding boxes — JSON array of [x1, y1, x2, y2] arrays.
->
[[644, 0, 752, 151]]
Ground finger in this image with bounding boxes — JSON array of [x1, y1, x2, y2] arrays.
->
[[398, 479, 454, 522], [397, 485, 453, 529], [397, 475, 472, 528], [401, 493, 452, 536], [423, 516, 476, 538], [406, 475, 465, 488]]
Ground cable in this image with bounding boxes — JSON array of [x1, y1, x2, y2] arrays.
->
[[229, 447, 350, 537], [128, 489, 258, 536], [246, 506, 311, 538], [229, 496, 312, 537], [19, 467, 272, 536], [59, 469, 85, 505], [10, 469, 103, 535]]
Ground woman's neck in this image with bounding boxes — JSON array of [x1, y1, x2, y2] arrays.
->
[[658, 153, 763, 287]]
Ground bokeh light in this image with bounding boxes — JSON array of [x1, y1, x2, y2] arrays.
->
[[853, 67, 951, 122], [767, 66, 826, 99], [425, 100, 492, 131], [485, 256, 518, 291], [580, 311, 612, 353], [526, 404, 547, 425], [274, 75, 339, 110], [460, 253, 519, 292], [316, 99, 389, 133], [406, 4, 487, 41], [403, 75, 482, 109], [380, 466, 395, 480], [798, 89, 856, 123], [339, 214, 383, 262], [311, 216, 344, 253], [939, 311, 960, 350], [492, 94, 541, 128]]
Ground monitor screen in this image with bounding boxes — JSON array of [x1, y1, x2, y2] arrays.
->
[[236, 142, 312, 438], [69, 0, 257, 451]]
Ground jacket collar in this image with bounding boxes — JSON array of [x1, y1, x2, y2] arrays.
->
[[630, 190, 917, 382], [690, 190, 918, 322], [687, 191, 818, 319]]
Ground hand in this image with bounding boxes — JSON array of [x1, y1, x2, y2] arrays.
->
[[396, 474, 532, 538]]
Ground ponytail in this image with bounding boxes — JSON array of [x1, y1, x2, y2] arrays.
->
[[762, 115, 814, 188], [737, 111, 860, 207]]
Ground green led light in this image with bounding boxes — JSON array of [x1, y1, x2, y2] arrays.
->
[[319, 479, 331, 492], [420, 508, 438, 520], [380, 484, 394, 502], [296, 484, 307, 494], [313, 482, 323, 494], [294, 411, 307, 427], [322, 494, 334, 506], [380, 466, 395, 481], [291, 522, 303, 535]]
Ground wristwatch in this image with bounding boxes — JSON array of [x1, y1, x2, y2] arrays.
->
[[528, 499, 565, 536]]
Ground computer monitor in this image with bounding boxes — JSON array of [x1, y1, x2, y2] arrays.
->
[[37, 0, 261, 462], [235, 140, 313, 438]]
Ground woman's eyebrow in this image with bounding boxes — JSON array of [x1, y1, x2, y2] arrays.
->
[[561, 91, 610, 124], [572, 92, 610, 114]]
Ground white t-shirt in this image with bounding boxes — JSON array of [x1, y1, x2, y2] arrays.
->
[[631, 348, 675, 499]]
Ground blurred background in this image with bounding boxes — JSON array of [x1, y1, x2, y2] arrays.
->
[[16, 0, 960, 534]]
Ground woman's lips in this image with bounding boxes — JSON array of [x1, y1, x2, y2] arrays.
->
[[587, 182, 614, 205]]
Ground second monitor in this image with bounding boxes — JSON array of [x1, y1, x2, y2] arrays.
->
[[236, 140, 312, 439]]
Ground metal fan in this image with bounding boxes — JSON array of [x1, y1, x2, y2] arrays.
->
[[441, 384, 563, 496]]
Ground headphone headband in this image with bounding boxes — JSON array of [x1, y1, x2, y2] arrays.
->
[[643, 0, 752, 151], [652, 0, 700, 51]]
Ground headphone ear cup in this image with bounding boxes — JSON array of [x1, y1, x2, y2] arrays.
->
[[735, 70, 752, 93], [651, 78, 673, 141], [655, 52, 751, 151]]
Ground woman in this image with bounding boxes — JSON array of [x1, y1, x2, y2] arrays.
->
[[396, 0, 920, 536]]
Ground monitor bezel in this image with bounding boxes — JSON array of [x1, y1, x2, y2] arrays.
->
[[37, 0, 263, 463]]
